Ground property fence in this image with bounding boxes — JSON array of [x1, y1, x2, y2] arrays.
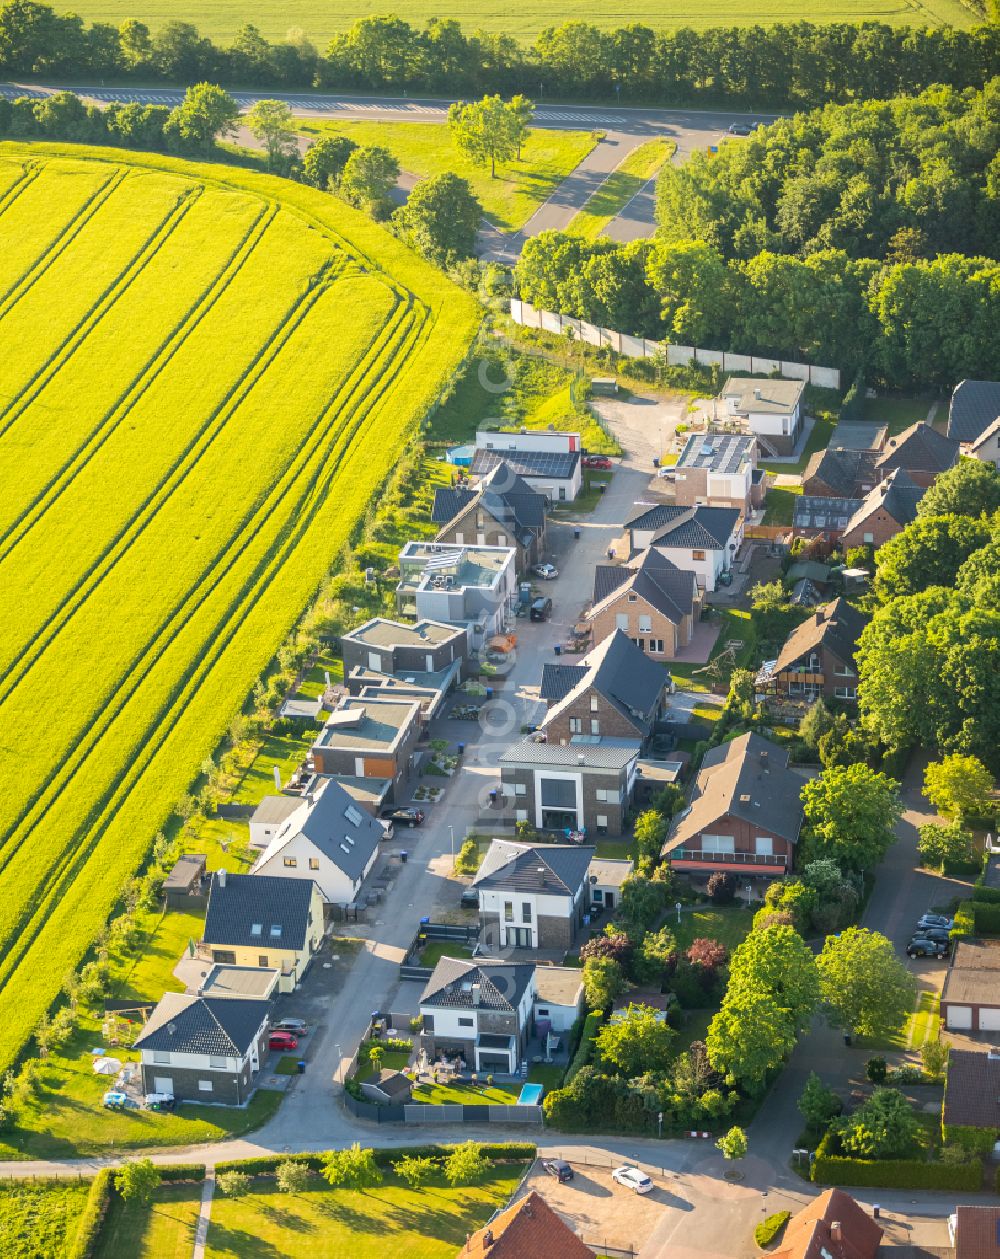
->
[[509, 299, 841, 390], [399, 920, 480, 981], [343, 1091, 544, 1126]]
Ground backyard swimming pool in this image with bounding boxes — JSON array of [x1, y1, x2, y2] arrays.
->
[[517, 1083, 544, 1105]]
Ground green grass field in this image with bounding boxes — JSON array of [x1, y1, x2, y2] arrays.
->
[[49, 0, 975, 44], [568, 139, 676, 240], [673, 907, 755, 953], [0, 1179, 91, 1259], [0, 142, 478, 1082], [93, 1182, 203, 1259], [762, 485, 803, 525], [297, 120, 596, 232]]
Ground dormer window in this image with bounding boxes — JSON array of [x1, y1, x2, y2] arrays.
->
[[270, 925, 282, 938]]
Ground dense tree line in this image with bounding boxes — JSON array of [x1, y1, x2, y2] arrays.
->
[[0, 2, 997, 108], [656, 82, 1000, 261], [514, 229, 1000, 386]]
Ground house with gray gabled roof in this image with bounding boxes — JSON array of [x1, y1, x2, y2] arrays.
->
[[202, 871, 323, 993], [418, 956, 538, 1074], [661, 732, 804, 885], [968, 415, 1000, 469], [431, 461, 547, 573], [762, 597, 870, 707], [250, 777, 384, 907], [473, 840, 595, 952], [841, 468, 926, 551], [585, 548, 702, 662], [619, 505, 742, 591], [538, 629, 672, 748], [948, 379, 1000, 447], [873, 421, 959, 487], [499, 737, 642, 837], [134, 991, 271, 1105]]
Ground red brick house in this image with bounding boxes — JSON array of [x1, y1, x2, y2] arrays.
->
[[661, 732, 803, 882], [771, 1189, 882, 1259], [873, 420, 959, 487], [763, 598, 869, 706], [841, 468, 925, 551]]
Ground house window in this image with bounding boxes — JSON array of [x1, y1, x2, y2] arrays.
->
[[198, 1080, 213, 1093], [212, 950, 236, 965], [504, 901, 514, 921], [692, 550, 706, 561], [615, 613, 629, 630], [649, 639, 664, 654], [537, 1007, 549, 1017], [638, 615, 652, 633], [522, 903, 532, 923], [258, 955, 269, 968], [283, 857, 297, 868], [590, 719, 600, 734], [835, 686, 858, 699], [423, 1014, 435, 1033], [627, 594, 638, 603], [590, 696, 599, 712], [833, 663, 854, 677], [152, 1051, 170, 1065], [632, 638, 645, 651], [755, 837, 773, 857], [458, 1017, 474, 1027], [595, 789, 608, 803], [514, 783, 526, 796], [863, 532, 874, 544], [209, 1055, 227, 1068], [498, 534, 507, 545], [569, 718, 582, 733], [701, 834, 735, 854], [559, 487, 566, 501], [515, 809, 528, 822], [596, 814, 608, 829], [308, 857, 320, 870]]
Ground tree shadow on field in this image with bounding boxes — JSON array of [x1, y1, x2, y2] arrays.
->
[[206, 1223, 284, 1259], [260, 1201, 315, 1232]]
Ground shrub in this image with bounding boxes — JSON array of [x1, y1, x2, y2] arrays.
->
[[835, 1088, 917, 1159], [455, 838, 480, 875], [707, 872, 736, 905], [865, 1057, 887, 1083], [216, 1170, 251, 1198], [972, 886, 1000, 905], [67, 1168, 114, 1259], [565, 1011, 603, 1083], [812, 1132, 982, 1190], [755, 1210, 791, 1249], [798, 1072, 842, 1131], [972, 903, 1000, 934]]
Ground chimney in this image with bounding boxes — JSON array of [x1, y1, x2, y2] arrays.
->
[[218, 868, 226, 888], [471, 983, 481, 1006], [483, 1229, 494, 1249], [577, 753, 585, 765], [815, 610, 824, 625], [830, 1222, 842, 1242], [273, 764, 281, 791]]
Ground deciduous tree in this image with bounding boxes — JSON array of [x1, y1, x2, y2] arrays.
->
[[801, 764, 902, 871], [321, 1143, 382, 1190], [302, 135, 358, 188], [595, 1003, 675, 1077], [448, 94, 519, 177], [918, 459, 1000, 520], [115, 1158, 161, 1203], [339, 145, 400, 216], [165, 82, 238, 154], [245, 98, 297, 169], [393, 171, 482, 263], [923, 753, 995, 821], [444, 1141, 492, 1186], [816, 928, 915, 1039]]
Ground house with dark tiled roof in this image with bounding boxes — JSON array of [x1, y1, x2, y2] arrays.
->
[[619, 505, 742, 591], [585, 549, 702, 661], [662, 732, 804, 884], [418, 956, 538, 1073], [802, 447, 878, 500], [770, 1188, 881, 1259], [948, 380, 1000, 448], [538, 629, 672, 748], [202, 871, 323, 993], [499, 737, 642, 837], [472, 429, 582, 503], [431, 461, 547, 573], [873, 421, 959, 487], [841, 468, 925, 551], [943, 1047, 1000, 1147], [473, 840, 595, 952], [968, 416, 1000, 469], [458, 1191, 594, 1259], [134, 992, 271, 1105], [762, 598, 869, 706]]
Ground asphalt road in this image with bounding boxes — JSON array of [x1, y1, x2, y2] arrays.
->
[[0, 82, 773, 251]]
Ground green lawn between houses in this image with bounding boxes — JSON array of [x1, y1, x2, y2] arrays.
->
[[0, 1178, 91, 1259]]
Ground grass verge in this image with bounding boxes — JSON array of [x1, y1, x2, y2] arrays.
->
[[567, 139, 676, 240]]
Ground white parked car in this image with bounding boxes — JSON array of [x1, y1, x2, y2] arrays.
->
[[612, 1165, 653, 1194], [532, 562, 559, 580]]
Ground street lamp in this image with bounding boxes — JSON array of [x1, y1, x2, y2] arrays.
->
[[449, 825, 455, 860], [334, 1042, 343, 1085]]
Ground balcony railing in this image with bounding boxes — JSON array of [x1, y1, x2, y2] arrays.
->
[[669, 848, 787, 867]]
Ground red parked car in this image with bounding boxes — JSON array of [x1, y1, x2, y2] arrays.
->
[[268, 1031, 299, 1052], [582, 455, 612, 469]]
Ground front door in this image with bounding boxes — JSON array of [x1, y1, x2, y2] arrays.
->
[[509, 927, 532, 949]]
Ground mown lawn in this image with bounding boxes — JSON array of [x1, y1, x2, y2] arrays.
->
[[864, 393, 933, 435], [93, 1182, 203, 1259], [762, 485, 803, 525], [412, 1079, 520, 1104], [671, 608, 754, 693], [568, 139, 676, 240], [298, 120, 597, 232], [760, 412, 836, 476], [418, 939, 475, 968], [673, 907, 755, 953], [356, 1047, 412, 1082], [0, 1179, 91, 1259], [206, 1169, 524, 1259], [229, 727, 318, 803]]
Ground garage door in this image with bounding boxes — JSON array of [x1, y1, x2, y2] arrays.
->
[[946, 1005, 973, 1030], [153, 1076, 173, 1094], [979, 1008, 1000, 1032]]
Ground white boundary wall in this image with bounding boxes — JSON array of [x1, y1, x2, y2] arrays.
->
[[510, 299, 841, 390]]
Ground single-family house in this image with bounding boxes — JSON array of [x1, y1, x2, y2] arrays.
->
[[538, 630, 672, 747], [340, 617, 468, 679], [431, 461, 547, 572], [663, 433, 763, 515], [458, 1191, 595, 1259], [763, 598, 869, 706], [533, 966, 585, 1034], [134, 992, 270, 1106], [346, 664, 460, 721], [472, 429, 582, 503], [310, 697, 421, 802], [395, 541, 518, 648], [661, 732, 804, 882], [250, 777, 384, 907], [949, 1206, 1000, 1259], [802, 447, 878, 500], [473, 840, 594, 951], [619, 505, 742, 592], [499, 737, 641, 836], [873, 421, 959, 487], [943, 1047, 1000, 1147], [418, 956, 537, 1073], [968, 417, 1000, 469], [792, 494, 862, 539], [202, 871, 323, 993], [948, 379, 1000, 449], [719, 376, 805, 456], [841, 468, 925, 551], [586, 549, 702, 661], [249, 795, 302, 849], [770, 1188, 881, 1259], [941, 938, 1000, 1032], [587, 856, 634, 914]]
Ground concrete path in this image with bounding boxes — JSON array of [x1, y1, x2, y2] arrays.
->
[[191, 1167, 215, 1259]]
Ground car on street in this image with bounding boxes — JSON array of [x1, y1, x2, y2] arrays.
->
[[380, 806, 425, 827], [460, 887, 479, 909], [728, 121, 762, 136], [612, 1165, 653, 1194], [656, 467, 676, 479], [273, 1018, 309, 1036], [531, 563, 559, 580], [915, 926, 952, 944], [543, 1159, 574, 1182], [917, 914, 954, 931], [906, 936, 950, 959], [268, 1031, 299, 1051], [582, 455, 612, 469], [530, 596, 553, 622]]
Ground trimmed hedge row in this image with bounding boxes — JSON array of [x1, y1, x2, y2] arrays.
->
[[158, 1164, 207, 1183], [812, 1134, 982, 1190], [564, 1010, 603, 1085], [972, 903, 1000, 934], [215, 1143, 537, 1177], [67, 1169, 114, 1259], [942, 1124, 998, 1156], [972, 886, 1000, 905]]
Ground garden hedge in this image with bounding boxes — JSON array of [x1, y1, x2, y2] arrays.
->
[[972, 903, 1000, 934], [754, 1210, 791, 1249], [215, 1142, 537, 1177], [942, 1122, 999, 1156], [564, 1010, 603, 1084], [66, 1169, 114, 1259], [812, 1133, 982, 1190], [971, 886, 1000, 905], [157, 1163, 207, 1182]]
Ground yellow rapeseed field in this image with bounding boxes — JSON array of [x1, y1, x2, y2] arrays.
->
[[0, 143, 479, 1074]]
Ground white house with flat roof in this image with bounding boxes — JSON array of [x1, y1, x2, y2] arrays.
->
[[719, 377, 805, 456], [667, 432, 761, 514], [395, 541, 517, 647], [472, 430, 583, 503]]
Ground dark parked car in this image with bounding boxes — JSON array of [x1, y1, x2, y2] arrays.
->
[[380, 806, 425, 827], [530, 596, 552, 622], [273, 1018, 309, 1036], [917, 913, 954, 931], [460, 887, 479, 909], [916, 926, 952, 944], [582, 455, 612, 470], [906, 936, 949, 959], [543, 1159, 574, 1182]]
